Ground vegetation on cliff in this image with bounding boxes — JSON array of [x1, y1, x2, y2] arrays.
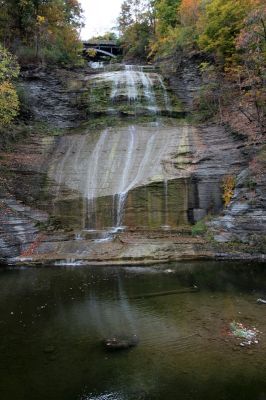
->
[[118, 0, 266, 136], [0, 0, 84, 129], [0, 45, 20, 126], [0, 0, 83, 66]]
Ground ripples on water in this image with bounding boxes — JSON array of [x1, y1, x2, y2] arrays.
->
[[0, 262, 266, 400]]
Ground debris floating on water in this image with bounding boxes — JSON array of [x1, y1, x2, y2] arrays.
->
[[229, 321, 261, 347]]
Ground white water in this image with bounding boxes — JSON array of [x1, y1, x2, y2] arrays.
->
[[125, 65, 138, 101], [90, 64, 171, 113], [158, 76, 172, 112], [49, 124, 182, 231], [49, 65, 179, 232]]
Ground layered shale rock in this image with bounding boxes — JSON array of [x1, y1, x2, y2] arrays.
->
[[0, 63, 265, 265]]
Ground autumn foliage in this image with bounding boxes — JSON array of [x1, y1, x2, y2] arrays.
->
[[0, 45, 19, 126], [179, 0, 200, 26], [118, 0, 265, 135], [0, 0, 83, 65]]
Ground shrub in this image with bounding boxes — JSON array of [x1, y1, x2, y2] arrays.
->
[[0, 45, 20, 126], [191, 219, 207, 235], [222, 175, 235, 206], [0, 81, 19, 125]]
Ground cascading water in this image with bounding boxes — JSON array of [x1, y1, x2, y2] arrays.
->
[[125, 65, 138, 102], [84, 129, 109, 230], [94, 65, 173, 234], [49, 64, 213, 239], [115, 125, 135, 229], [158, 76, 172, 112], [90, 64, 168, 116]]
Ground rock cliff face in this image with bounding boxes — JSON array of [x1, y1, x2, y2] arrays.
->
[[156, 53, 203, 112], [19, 67, 90, 128], [158, 53, 266, 259], [209, 156, 266, 256], [0, 62, 265, 265]]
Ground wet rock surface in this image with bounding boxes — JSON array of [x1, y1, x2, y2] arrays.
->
[[208, 155, 266, 257], [157, 53, 202, 112], [20, 66, 91, 128], [0, 63, 265, 265]]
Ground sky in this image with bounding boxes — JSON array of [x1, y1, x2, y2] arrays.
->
[[80, 0, 123, 39]]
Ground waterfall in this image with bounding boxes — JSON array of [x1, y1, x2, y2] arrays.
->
[[84, 129, 108, 229], [110, 72, 120, 100], [94, 64, 172, 114], [158, 76, 172, 112], [125, 65, 138, 102], [139, 67, 157, 113], [48, 65, 179, 236], [85, 129, 109, 200], [115, 126, 135, 228]]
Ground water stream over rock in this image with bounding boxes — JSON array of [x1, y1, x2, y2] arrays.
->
[[0, 63, 245, 264], [44, 65, 221, 242]]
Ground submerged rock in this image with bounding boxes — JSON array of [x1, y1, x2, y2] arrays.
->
[[103, 334, 139, 351]]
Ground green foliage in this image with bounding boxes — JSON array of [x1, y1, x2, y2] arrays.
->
[[117, 0, 265, 132], [197, 0, 250, 62], [86, 49, 97, 59], [154, 0, 181, 35], [191, 219, 207, 235], [193, 62, 227, 121], [0, 0, 84, 66], [118, 0, 155, 60], [0, 82, 19, 126], [89, 32, 118, 42], [235, 3, 266, 133], [0, 45, 20, 126], [0, 46, 20, 81], [121, 21, 152, 60]]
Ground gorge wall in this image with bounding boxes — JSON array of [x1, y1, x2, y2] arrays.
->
[[0, 61, 265, 266]]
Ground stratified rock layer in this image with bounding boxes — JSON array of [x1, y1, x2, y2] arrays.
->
[[0, 63, 265, 265]]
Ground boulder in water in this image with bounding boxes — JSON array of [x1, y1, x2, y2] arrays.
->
[[103, 334, 139, 351]]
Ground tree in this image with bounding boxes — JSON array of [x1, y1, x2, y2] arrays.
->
[[179, 0, 200, 26], [197, 0, 251, 63], [118, 0, 155, 59], [0, 0, 84, 65], [118, 1, 134, 34], [88, 32, 118, 42], [234, 3, 266, 133], [154, 0, 181, 35], [121, 21, 152, 60]]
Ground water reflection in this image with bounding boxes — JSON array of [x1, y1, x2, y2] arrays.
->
[[0, 262, 266, 400]]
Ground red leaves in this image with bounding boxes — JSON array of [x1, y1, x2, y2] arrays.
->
[[20, 233, 46, 257]]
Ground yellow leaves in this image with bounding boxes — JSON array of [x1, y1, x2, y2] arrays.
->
[[0, 45, 20, 126], [19, 0, 31, 8], [0, 81, 19, 126], [86, 49, 97, 58], [222, 175, 236, 207], [37, 15, 46, 25]]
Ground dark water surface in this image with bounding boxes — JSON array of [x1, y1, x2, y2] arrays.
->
[[0, 262, 266, 400]]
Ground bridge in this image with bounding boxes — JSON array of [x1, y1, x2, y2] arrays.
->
[[83, 40, 122, 60]]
